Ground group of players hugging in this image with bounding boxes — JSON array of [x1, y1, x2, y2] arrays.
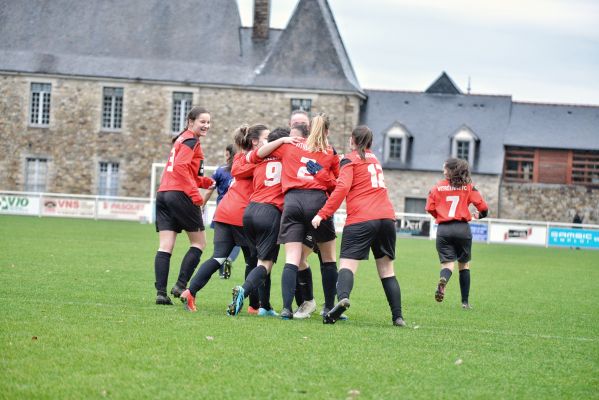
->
[[152, 106, 488, 326]]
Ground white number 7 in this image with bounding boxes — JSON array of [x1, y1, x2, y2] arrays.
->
[[446, 195, 460, 217]]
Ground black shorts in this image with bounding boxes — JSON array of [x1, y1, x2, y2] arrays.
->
[[302, 233, 320, 254], [243, 202, 281, 262], [155, 191, 204, 233], [278, 189, 336, 244], [436, 221, 472, 263], [340, 219, 396, 260], [213, 222, 255, 258]]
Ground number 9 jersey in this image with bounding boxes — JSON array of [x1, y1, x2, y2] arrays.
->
[[425, 180, 488, 224]]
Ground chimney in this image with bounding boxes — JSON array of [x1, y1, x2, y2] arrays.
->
[[252, 0, 270, 40]]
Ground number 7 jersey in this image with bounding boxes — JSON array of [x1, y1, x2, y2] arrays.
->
[[425, 179, 488, 223]]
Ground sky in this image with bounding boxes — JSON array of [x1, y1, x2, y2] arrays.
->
[[237, 0, 599, 106]]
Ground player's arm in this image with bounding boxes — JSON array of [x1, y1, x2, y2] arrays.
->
[[425, 188, 439, 219], [312, 159, 353, 228], [470, 186, 489, 219], [306, 161, 337, 191], [231, 154, 256, 178], [176, 139, 203, 205], [255, 136, 300, 159]]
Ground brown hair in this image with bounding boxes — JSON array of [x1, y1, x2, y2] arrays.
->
[[173, 106, 210, 142], [352, 125, 373, 160], [444, 158, 472, 187], [306, 113, 329, 152], [234, 124, 268, 151], [224, 144, 235, 172]]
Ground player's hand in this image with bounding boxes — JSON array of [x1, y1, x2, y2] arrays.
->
[[311, 215, 323, 229], [471, 211, 479, 220], [306, 160, 323, 175]]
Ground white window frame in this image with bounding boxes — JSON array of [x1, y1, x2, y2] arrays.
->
[[25, 157, 48, 192], [29, 83, 52, 126], [102, 87, 124, 131], [451, 128, 477, 166], [384, 125, 410, 163], [171, 92, 193, 134], [98, 161, 120, 196]]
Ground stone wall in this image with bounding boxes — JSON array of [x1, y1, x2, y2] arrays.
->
[[499, 183, 599, 224], [0, 74, 361, 197]]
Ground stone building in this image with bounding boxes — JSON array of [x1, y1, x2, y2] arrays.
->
[[361, 73, 599, 223], [0, 0, 363, 197]]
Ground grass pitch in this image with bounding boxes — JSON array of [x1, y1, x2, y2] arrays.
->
[[1, 215, 598, 399]]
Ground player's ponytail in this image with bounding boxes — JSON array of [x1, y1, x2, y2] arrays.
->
[[234, 124, 268, 151], [351, 125, 373, 160], [445, 158, 472, 187], [306, 113, 329, 153], [224, 144, 235, 172]]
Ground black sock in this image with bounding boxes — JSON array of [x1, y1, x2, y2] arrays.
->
[[381, 276, 403, 321], [295, 279, 304, 306], [259, 273, 272, 310], [336, 268, 354, 301], [321, 262, 338, 310], [176, 247, 202, 287], [188, 258, 221, 296], [154, 251, 171, 294], [242, 265, 267, 297], [298, 268, 314, 302], [281, 263, 299, 310], [440, 268, 453, 283], [459, 269, 470, 304], [245, 263, 260, 309]]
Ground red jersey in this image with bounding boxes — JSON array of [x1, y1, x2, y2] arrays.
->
[[158, 130, 214, 205], [425, 179, 488, 224], [249, 156, 285, 211], [317, 150, 395, 226], [213, 152, 256, 226], [248, 138, 339, 193]]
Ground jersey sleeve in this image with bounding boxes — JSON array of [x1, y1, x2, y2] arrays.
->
[[232, 154, 256, 178], [317, 162, 354, 220], [173, 145, 202, 204], [469, 186, 489, 213], [425, 188, 439, 219], [195, 176, 214, 189]]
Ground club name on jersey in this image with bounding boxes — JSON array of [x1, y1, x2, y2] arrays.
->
[[293, 142, 331, 153], [437, 185, 468, 191]]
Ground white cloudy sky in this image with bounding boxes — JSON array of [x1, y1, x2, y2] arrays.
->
[[237, 0, 599, 105]]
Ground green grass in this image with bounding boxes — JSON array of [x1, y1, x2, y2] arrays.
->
[[1, 215, 598, 399]]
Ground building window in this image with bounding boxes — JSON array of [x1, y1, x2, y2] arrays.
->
[[404, 197, 427, 214], [172, 92, 193, 133], [102, 87, 123, 130], [451, 127, 478, 166], [30, 83, 51, 126], [25, 157, 48, 192], [291, 98, 312, 112], [572, 150, 599, 187], [384, 123, 411, 163], [388, 137, 402, 160], [456, 140, 470, 161], [504, 147, 535, 182], [99, 162, 120, 196]]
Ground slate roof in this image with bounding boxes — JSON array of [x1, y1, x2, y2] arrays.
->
[[0, 0, 363, 95], [361, 89, 513, 174]]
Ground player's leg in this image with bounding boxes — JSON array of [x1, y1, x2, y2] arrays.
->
[[458, 262, 471, 309], [376, 256, 405, 327], [293, 242, 317, 319], [280, 241, 303, 318], [434, 223, 458, 302], [155, 230, 176, 305], [317, 239, 338, 314], [171, 230, 207, 298]]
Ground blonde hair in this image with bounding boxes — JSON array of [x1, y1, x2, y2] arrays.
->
[[306, 113, 330, 152]]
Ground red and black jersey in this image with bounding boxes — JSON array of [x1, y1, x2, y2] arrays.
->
[[249, 156, 285, 211], [425, 179, 488, 224], [158, 130, 214, 205], [317, 150, 395, 226], [247, 138, 339, 193], [213, 152, 256, 226]]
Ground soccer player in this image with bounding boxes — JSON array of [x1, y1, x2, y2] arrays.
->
[[180, 124, 270, 312], [242, 113, 340, 319], [227, 127, 291, 317], [311, 126, 406, 326], [202, 144, 241, 279], [425, 158, 489, 309], [153, 107, 215, 305]]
